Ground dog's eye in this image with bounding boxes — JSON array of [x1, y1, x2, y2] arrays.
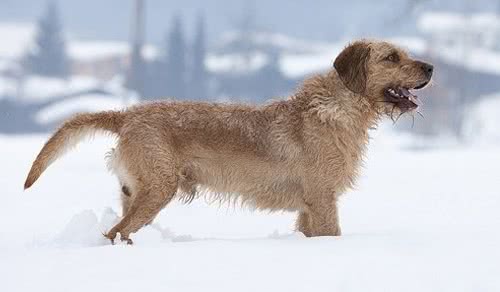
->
[[386, 53, 399, 63]]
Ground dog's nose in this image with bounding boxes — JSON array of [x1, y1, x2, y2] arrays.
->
[[419, 61, 433, 78]]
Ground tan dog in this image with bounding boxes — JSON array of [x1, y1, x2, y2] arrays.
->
[[24, 40, 433, 244]]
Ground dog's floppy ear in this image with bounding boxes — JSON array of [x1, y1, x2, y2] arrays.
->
[[334, 41, 371, 94]]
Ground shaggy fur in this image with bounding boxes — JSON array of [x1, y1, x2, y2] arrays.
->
[[24, 40, 433, 244]]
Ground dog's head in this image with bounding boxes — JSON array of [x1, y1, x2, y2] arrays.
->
[[334, 40, 433, 114]]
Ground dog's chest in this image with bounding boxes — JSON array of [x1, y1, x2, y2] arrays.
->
[[305, 128, 368, 191]]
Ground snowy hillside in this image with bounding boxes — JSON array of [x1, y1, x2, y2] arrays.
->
[[0, 22, 157, 63], [1, 130, 499, 291]]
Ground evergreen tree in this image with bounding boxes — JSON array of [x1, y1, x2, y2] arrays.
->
[[165, 16, 187, 99], [126, 0, 146, 97], [189, 13, 209, 100], [127, 44, 146, 97], [254, 50, 285, 99], [26, 1, 69, 77]]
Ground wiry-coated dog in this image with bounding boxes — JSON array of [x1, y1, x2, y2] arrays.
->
[[24, 40, 433, 244]]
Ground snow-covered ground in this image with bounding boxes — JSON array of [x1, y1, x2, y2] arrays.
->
[[463, 93, 500, 145], [1, 128, 499, 291]]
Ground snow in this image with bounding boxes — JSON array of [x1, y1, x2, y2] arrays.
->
[[280, 50, 337, 78], [206, 52, 270, 75], [418, 12, 500, 35], [19, 75, 100, 102], [35, 94, 129, 125], [429, 45, 500, 75], [68, 41, 158, 61], [416, 12, 500, 75], [68, 41, 130, 61], [0, 76, 18, 98], [1, 128, 499, 291], [0, 22, 35, 59], [0, 22, 158, 64], [463, 93, 500, 145], [216, 31, 332, 55]]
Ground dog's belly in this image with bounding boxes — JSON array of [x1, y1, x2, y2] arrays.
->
[[185, 155, 305, 211]]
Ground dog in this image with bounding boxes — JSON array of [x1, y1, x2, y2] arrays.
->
[[24, 40, 433, 244]]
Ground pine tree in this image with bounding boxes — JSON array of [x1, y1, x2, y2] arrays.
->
[[126, 0, 146, 97], [165, 16, 187, 99], [189, 13, 209, 100], [26, 1, 69, 77], [127, 45, 146, 96]]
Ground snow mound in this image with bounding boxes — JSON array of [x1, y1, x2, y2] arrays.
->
[[55, 208, 118, 247], [53, 208, 200, 247]]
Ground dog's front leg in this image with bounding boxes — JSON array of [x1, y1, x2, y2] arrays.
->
[[305, 195, 341, 237], [296, 211, 313, 237]]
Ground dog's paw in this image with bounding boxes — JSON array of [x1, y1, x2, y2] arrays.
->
[[103, 231, 134, 245], [120, 234, 134, 245], [103, 229, 117, 244]]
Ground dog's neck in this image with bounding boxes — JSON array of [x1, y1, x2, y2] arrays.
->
[[293, 70, 380, 131]]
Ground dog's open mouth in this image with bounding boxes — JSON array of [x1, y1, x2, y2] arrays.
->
[[384, 81, 429, 110]]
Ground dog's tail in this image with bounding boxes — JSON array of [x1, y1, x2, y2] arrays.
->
[[24, 111, 125, 190]]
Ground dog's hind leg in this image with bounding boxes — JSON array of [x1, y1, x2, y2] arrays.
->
[[106, 177, 178, 244], [120, 184, 133, 217], [107, 148, 135, 218], [105, 142, 179, 244]]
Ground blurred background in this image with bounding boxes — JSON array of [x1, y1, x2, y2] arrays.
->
[[0, 0, 499, 144]]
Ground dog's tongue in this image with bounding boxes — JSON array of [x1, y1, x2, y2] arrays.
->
[[400, 87, 421, 106]]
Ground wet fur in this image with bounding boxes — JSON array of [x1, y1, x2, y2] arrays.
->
[[24, 40, 433, 243]]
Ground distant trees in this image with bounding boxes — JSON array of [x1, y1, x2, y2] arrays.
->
[[127, 43, 146, 97], [189, 13, 209, 100], [164, 16, 187, 99], [25, 1, 69, 78], [126, 0, 146, 97], [254, 50, 287, 98], [143, 14, 210, 100]]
